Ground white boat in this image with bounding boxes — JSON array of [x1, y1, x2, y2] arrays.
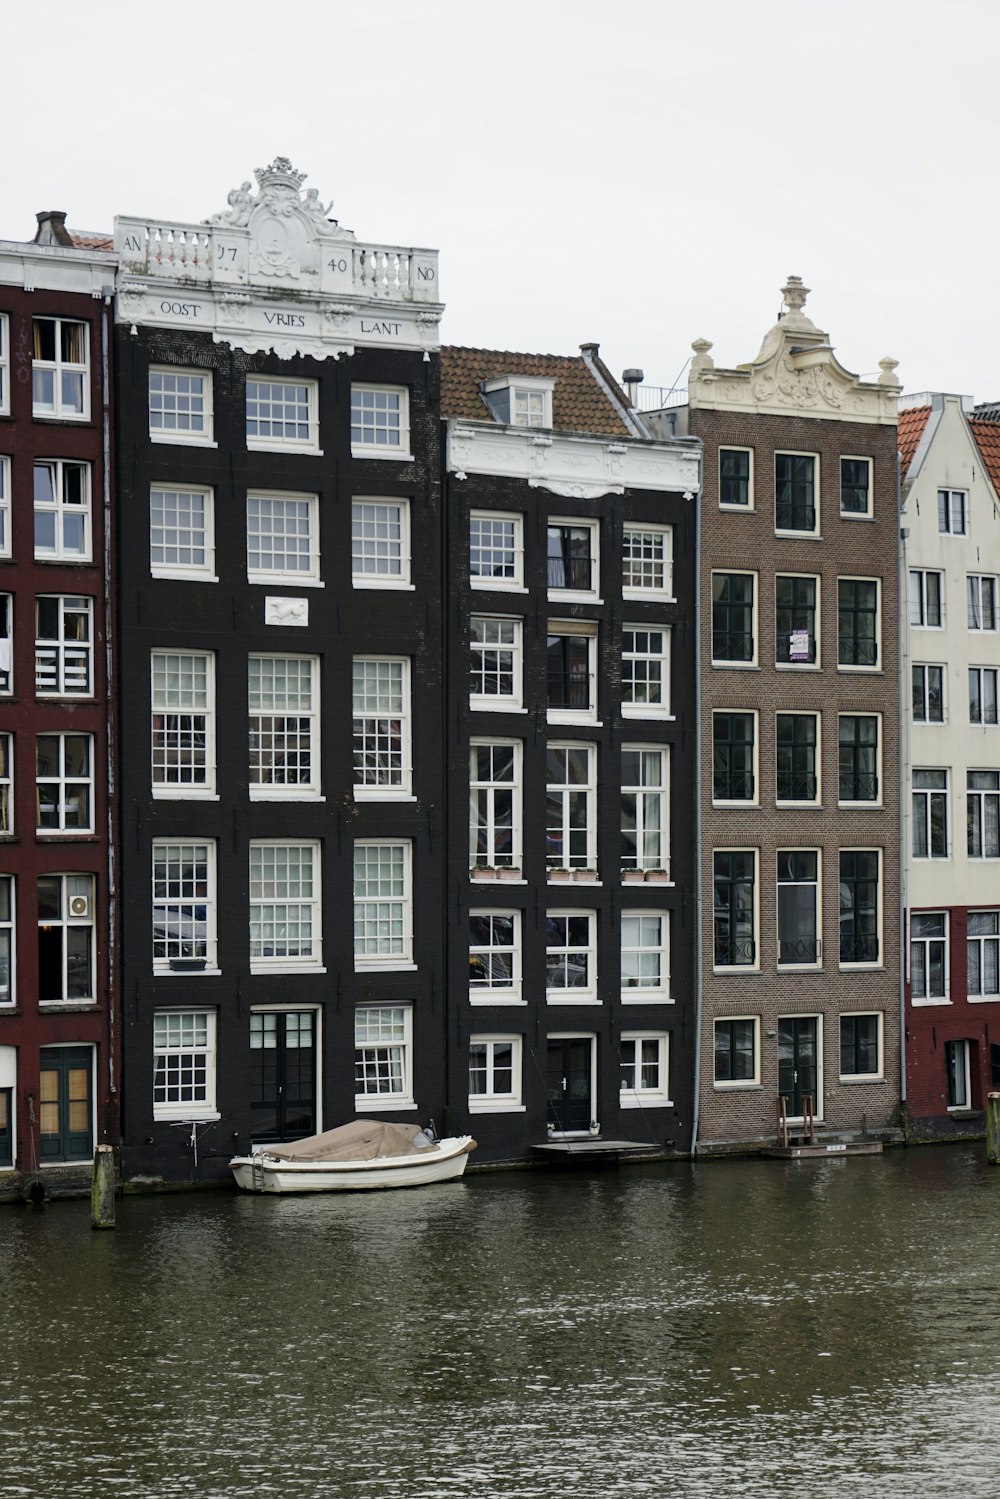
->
[[229, 1119, 476, 1194]]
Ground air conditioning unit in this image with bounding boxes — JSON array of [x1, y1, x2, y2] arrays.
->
[[70, 895, 90, 919]]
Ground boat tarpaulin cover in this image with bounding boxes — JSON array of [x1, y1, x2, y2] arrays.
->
[[264, 1120, 433, 1163]]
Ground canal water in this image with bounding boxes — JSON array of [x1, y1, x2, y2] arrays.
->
[[2, 1145, 998, 1498]]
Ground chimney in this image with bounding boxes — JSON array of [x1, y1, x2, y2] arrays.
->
[[34, 211, 73, 247], [622, 368, 644, 407]]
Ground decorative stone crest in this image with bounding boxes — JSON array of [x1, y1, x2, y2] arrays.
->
[[204, 157, 354, 282]]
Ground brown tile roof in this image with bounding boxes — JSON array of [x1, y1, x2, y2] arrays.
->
[[68, 229, 114, 251], [440, 346, 630, 436], [897, 404, 930, 478], [969, 419, 1000, 500]]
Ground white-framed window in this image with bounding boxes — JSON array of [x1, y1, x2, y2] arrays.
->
[[249, 654, 320, 798], [0, 313, 8, 416], [481, 375, 554, 429], [621, 745, 668, 875], [0, 875, 12, 1005], [546, 743, 596, 873], [0, 594, 11, 695], [713, 850, 757, 970], [250, 841, 321, 972], [351, 385, 410, 457], [152, 840, 217, 973], [938, 489, 967, 535], [839, 849, 881, 966], [33, 460, 91, 561], [838, 714, 880, 805], [911, 911, 948, 1002], [36, 733, 93, 833], [547, 621, 597, 722], [719, 447, 753, 509], [619, 1032, 671, 1106], [909, 569, 943, 628], [469, 911, 522, 1002], [712, 571, 756, 665], [970, 667, 999, 725], [353, 841, 413, 968], [151, 651, 215, 797], [470, 510, 523, 589], [912, 769, 948, 859], [470, 740, 522, 873], [776, 850, 821, 968], [150, 486, 215, 579], [149, 368, 214, 444], [246, 377, 319, 452], [153, 1010, 218, 1121], [777, 712, 820, 805], [967, 772, 1000, 859], [470, 615, 522, 710], [912, 664, 945, 724], [968, 575, 997, 632], [774, 451, 819, 534], [547, 519, 600, 597], [622, 523, 673, 598], [355, 1005, 413, 1108], [839, 1013, 883, 1079], [469, 1035, 523, 1111], [967, 910, 1000, 999], [714, 1016, 760, 1086], [946, 1038, 972, 1109], [353, 656, 411, 798], [713, 711, 757, 804], [35, 595, 92, 697], [351, 498, 411, 587], [841, 457, 873, 518], [0, 454, 9, 558], [32, 317, 89, 420], [37, 874, 94, 1002], [622, 627, 671, 718], [621, 912, 670, 1000], [545, 910, 597, 1001], [775, 574, 819, 666], [247, 492, 319, 583], [0, 733, 9, 834], [838, 577, 880, 669]]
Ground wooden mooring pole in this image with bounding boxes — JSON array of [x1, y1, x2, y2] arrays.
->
[[91, 1144, 116, 1229], [987, 1093, 1000, 1166]]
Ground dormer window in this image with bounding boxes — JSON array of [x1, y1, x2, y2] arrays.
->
[[481, 376, 555, 429]]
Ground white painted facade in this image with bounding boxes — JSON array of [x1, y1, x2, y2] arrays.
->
[[447, 420, 701, 497]]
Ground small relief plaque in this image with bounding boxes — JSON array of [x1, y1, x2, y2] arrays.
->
[[265, 596, 309, 627]]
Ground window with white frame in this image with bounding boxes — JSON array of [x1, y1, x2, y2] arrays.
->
[[0, 876, 12, 1004], [777, 713, 819, 804], [911, 912, 948, 1001], [841, 457, 873, 518], [353, 657, 411, 796], [968, 911, 1000, 999], [246, 378, 318, 451], [775, 575, 819, 665], [149, 368, 213, 443], [36, 734, 93, 833], [838, 578, 879, 668], [912, 769, 948, 859], [912, 664, 944, 724], [37, 874, 94, 1002], [970, 667, 999, 725], [547, 520, 599, 595], [967, 771, 1000, 858], [621, 746, 668, 873], [151, 651, 215, 795], [619, 1032, 670, 1106], [470, 741, 521, 872], [909, 569, 943, 628], [152, 840, 217, 971], [249, 654, 319, 797], [622, 627, 670, 717], [0, 313, 8, 415], [712, 572, 756, 664], [938, 489, 967, 535], [351, 385, 409, 456], [511, 386, 549, 427], [35, 596, 92, 697], [946, 1038, 972, 1108], [777, 850, 821, 967], [621, 913, 669, 999], [469, 1036, 523, 1110], [545, 911, 596, 999], [838, 715, 879, 804], [714, 1017, 759, 1086], [713, 711, 756, 803], [0, 455, 9, 557], [470, 511, 523, 589], [839, 850, 880, 965], [547, 623, 597, 719], [968, 575, 997, 632], [546, 743, 596, 872], [622, 524, 673, 597], [250, 841, 321, 970], [153, 1010, 217, 1120], [713, 851, 756, 968], [150, 486, 215, 578], [469, 911, 521, 1001], [247, 492, 319, 582], [351, 499, 410, 585], [353, 841, 412, 966], [33, 460, 91, 561], [0, 594, 11, 695], [719, 447, 752, 508], [32, 318, 89, 420], [775, 452, 818, 533], [0, 733, 10, 833], [470, 616, 522, 709], [355, 1005, 413, 1106], [839, 1013, 882, 1078], [481, 376, 554, 429]]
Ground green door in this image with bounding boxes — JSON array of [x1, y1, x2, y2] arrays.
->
[[777, 1018, 818, 1117], [39, 1046, 93, 1162], [546, 1039, 592, 1132]]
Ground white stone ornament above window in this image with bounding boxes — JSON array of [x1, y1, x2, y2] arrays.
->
[[265, 597, 309, 627]]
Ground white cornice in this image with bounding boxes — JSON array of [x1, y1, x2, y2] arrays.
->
[[0, 241, 116, 296], [447, 420, 700, 498]]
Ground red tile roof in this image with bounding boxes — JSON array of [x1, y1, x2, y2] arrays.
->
[[69, 230, 114, 251], [897, 405, 930, 478], [969, 419, 1000, 500], [440, 346, 630, 436]]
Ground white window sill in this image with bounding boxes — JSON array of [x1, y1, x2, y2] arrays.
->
[[247, 441, 322, 457], [840, 1073, 885, 1084], [839, 963, 884, 973], [777, 801, 821, 810], [775, 530, 822, 542], [547, 713, 601, 727], [837, 666, 883, 675], [351, 447, 412, 462], [623, 591, 676, 604], [713, 967, 760, 976], [355, 1096, 415, 1111], [36, 554, 94, 566], [151, 570, 220, 584], [38, 999, 97, 1009], [471, 582, 528, 594], [620, 1094, 672, 1109], [910, 996, 950, 1007], [840, 512, 874, 522], [547, 878, 602, 888], [353, 790, 416, 802], [250, 964, 326, 976], [469, 995, 526, 1006], [713, 800, 759, 810], [620, 993, 672, 1004], [546, 995, 600, 1005], [470, 700, 527, 713], [153, 790, 219, 801], [150, 434, 217, 448], [249, 790, 324, 802], [469, 876, 527, 886], [354, 960, 417, 973], [547, 591, 603, 605], [713, 1081, 763, 1091], [36, 829, 98, 838], [249, 576, 324, 588], [775, 662, 822, 672], [967, 994, 1000, 1003], [154, 966, 222, 978], [838, 802, 881, 810], [719, 504, 754, 513], [468, 1101, 526, 1114], [622, 707, 672, 721], [711, 662, 759, 671], [352, 578, 415, 591], [32, 411, 90, 424], [154, 1110, 221, 1124]]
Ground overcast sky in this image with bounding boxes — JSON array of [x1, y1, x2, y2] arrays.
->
[[6, 0, 997, 402]]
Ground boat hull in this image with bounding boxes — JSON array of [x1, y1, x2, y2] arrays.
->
[[229, 1136, 475, 1194]]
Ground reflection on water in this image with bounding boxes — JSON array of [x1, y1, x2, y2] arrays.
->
[[2, 1146, 999, 1497]]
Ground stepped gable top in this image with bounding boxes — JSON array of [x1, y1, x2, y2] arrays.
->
[[441, 346, 630, 437], [969, 418, 1000, 498], [897, 404, 931, 478]]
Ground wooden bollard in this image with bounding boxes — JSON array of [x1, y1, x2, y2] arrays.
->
[[987, 1093, 1000, 1166], [91, 1144, 116, 1229]]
